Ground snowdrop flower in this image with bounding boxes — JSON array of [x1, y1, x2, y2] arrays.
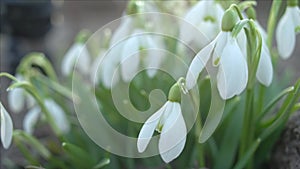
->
[[23, 106, 41, 134], [1, 102, 13, 149], [256, 40, 273, 86], [276, 0, 300, 59], [100, 16, 134, 88], [61, 31, 91, 76], [44, 99, 70, 134], [180, 0, 224, 43], [90, 51, 105, 85], [8, 74, 25, 113], [137, 79, 187, 163], [22, 99, 70, 135], [240, 7, 273, 86], [7, 74, 35, 113], [101, 17, 165, 88], [121, 31, 165, 82], [186, 9, 248, 99]]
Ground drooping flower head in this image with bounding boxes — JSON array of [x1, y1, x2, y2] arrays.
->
[[23, 99, 70, 135], [186, 8, 248, 99], [7, 74, 35, 113], [137, 78, 187, 163], [244, 7, 273, 86], [276, 0, 300, 59], [180, 0, 224, 43], [61, 30, 91, 76], [0, 102, 13, 149], [101, 1, 165, 88]]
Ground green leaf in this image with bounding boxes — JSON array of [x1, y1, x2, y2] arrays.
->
[[199, 78, 225, 143], [35, 75, 78, 101], [62, 142, 95, 168], [92, 158, 110, 169], [17, 52, 58, 81], [233, 138, 261, 169], [213, 101, 243, 169], [25, 165, 46, 169], [259, 79, 300, 140], [256, 86, 295, 122], [13, 130, 51, 159]]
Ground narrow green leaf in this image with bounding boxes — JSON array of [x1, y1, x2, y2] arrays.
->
[[25, 165, 46, 169], [92, 158, 110, 169], [62, 142, 95, 168], [35, 75, 78, 102], [231, 19, 249, 38], [291, 103, 300, 113], [256, 86, 295, 122], [233, 138, 261, 169], [14, 137, 39, 165], [214, 103, 243, 169], [17, 52, 58, 81], [13, 130, 51, 159], [199, 79, 225, 143], [259, 79, 300, 140], [0, 72, 18, 82]]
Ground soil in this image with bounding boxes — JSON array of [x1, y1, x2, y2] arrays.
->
[[270, 111, 300, 169]]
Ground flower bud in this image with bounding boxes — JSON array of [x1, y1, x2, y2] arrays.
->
[[221, 9, 239, 32], [75, 30, 90, 44], [126, 0, 144, 15], [287, 0, 298, 7], [246, 7, 257, 20], [168, 83, 181, 103]]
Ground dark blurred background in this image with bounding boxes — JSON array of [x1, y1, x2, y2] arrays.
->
[[0, 0, 299, 168]]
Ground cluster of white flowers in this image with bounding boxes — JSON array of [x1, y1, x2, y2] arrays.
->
[[61, 31, 91, 77], [276, 0, 300, 59], [2, 74, 70, 150], [136, 0, 299, 163], [3, 0, 298, 164], [186, 6, 273, 99], [8, 76, 70, 135]]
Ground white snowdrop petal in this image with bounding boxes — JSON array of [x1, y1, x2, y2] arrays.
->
[[101, 59, 120, 88], [255, 21, 268, 41], [256, 42, 273, 86], [237, 29, 248, 58], [180, 1, 206, 44], [77, 45, 91, 75], [61, 44, 80, 76], [23, 106, 41, 134], [101, 59, 114, 88], [213, 32, 228, 65], [8, 88, 25, 113], [217, 38, 248, 99], [159, 103, 186, 163], [121, 35, 140, 82], [110, 17, 133, 46], [101, 45, 123, 88], [26, 94, 36, 108], [215, 3, 225, 23], [90, 52, 104, 84], [44, 100, 70, 134], [1, 103, 13, 149], [144, 36, 165, 78], [186, 40, 215, 90], [157, 101, 174, 128], [137, 102, 168, 152], [291, 7, 300, 28], [276, 9, 296, 59], [198, 21, 219, 41]]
